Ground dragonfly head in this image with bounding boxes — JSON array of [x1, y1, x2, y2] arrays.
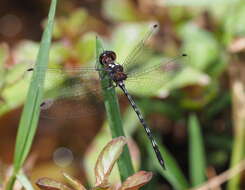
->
[[99, 51, 116, 66]]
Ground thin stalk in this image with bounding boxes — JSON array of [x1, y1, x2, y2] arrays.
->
[[228, 78, 245, 190], [96, 37, 134, 181]]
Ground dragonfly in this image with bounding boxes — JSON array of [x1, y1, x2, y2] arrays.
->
[[26, 24, 187, 169]]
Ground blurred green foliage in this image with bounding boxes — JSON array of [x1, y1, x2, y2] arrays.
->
[[0, 0, 245, 189]]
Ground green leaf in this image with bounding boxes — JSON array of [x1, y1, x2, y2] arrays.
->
[[188, 114, 206, 187], [146, 139, 189, 190], [138, 99, 183, 120], [141, 129, 188, 189], [75, 33, 96, 63], [53, 8, 88, 39], [13, 41, 39, 65], [103, 0, 140, 22], [179, 24, 219, 71], [6, 0, 57, 189], [0, 43, 9, 83], [96, 37, 134, 181], [161, 0, 235, 6], [223, 0, 245, 43], [0, 42, 39, 117]]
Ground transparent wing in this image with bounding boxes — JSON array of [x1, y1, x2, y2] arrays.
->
[[123, 54, 189, 97], [121, 24, 158, 70], [127, 54, 187, 79], [25, 66, 104, 119]]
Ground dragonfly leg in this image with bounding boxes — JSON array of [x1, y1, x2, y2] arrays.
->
[[100, 72, 107, 79], [106, 80, 117, 90]]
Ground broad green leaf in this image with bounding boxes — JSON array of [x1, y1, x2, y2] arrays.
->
[[188, 114, 206, 187]]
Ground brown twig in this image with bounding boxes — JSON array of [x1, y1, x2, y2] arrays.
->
[[191, 159, 245, 190]]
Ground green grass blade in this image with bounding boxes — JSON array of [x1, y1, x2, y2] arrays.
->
[[6, 0, 57, 189], [145, 136, 189, 190], [188, 114, 206, 187], [96, 37, 134, 181]]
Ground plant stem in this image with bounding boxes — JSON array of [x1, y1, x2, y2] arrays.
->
[[96, 37, 134, 181], [228, 63, 245, 190]]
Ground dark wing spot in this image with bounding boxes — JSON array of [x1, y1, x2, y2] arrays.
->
[[27, 68, 34, 71], [153, 24, 158, 28]]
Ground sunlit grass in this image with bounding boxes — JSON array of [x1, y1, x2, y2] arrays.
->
[[6, 0, 57, 189]]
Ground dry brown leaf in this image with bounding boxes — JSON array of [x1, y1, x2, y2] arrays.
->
[[63, 172, 87, 190], [94, 136, 127, 188], [228, 37, 245, 53], [36, 177, 73, 190], [119, 171, 153, 190]]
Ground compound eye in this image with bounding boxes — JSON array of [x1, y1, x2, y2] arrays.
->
[[99, 51, 117, 65], [108, 51, 116, 61]]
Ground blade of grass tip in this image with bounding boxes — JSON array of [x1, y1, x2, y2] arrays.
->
[[188, 114, 206, 187], [144, 134, 189, 190], [6, 0, 57, 189], [96, 37, 134, 181]]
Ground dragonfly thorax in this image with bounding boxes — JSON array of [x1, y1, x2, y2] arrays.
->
[[109, 64, 127, 82], [99, 50, 127, 82]]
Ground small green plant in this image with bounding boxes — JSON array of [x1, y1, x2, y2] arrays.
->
[[36, 137, 152, 190]]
